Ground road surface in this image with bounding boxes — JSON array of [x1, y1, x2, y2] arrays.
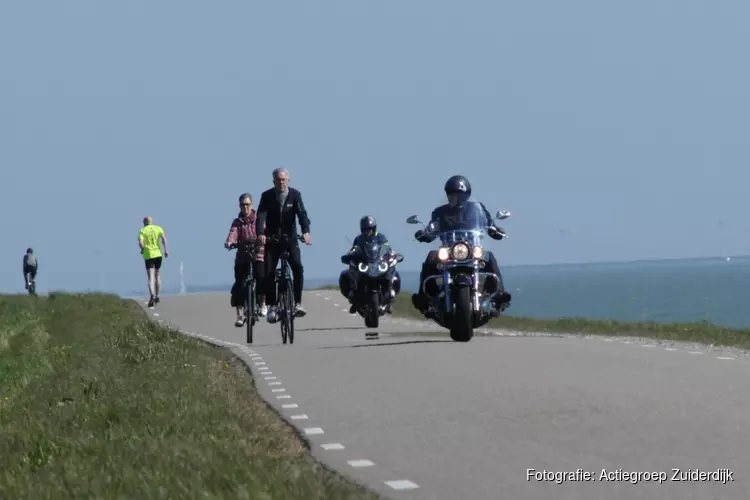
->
[[141, 289, 750, 500]]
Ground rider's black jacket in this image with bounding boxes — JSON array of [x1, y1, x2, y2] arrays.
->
[[416, 201, 504, 243], [255, 187, 311, 239]]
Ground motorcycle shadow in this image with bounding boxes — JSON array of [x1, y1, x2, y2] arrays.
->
[[295, 327, 369, 331], [315, 338, 453, 350]]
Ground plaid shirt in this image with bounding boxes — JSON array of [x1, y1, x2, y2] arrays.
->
[[225, 210, 264, 262]]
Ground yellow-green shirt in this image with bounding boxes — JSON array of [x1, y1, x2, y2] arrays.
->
[[139, 224, 164, 260]]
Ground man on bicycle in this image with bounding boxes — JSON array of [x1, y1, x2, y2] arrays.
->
[[255, 167, 312, 323], [23, 248, 38, 290]]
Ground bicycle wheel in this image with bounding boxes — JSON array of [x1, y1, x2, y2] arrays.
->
[[276, 278, 288, 344], [283, 277, 295, 344], [245, 279, 255, 344]]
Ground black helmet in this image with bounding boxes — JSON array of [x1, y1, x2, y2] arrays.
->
[[26, 248, 33, 254], [359, 215, 377, 233], [444, 175, 471, 206]]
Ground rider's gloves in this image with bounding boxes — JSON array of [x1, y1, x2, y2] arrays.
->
[[488, 226, 506, 240]]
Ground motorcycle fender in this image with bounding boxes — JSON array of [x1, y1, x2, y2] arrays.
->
[[453, 273, 472, 287]]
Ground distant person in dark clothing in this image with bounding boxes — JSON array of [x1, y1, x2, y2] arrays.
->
[[23, 248, 37, 290]]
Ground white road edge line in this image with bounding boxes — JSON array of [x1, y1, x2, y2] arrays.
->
[[348, 459, 375, 468], [385, 480, 419, 490]]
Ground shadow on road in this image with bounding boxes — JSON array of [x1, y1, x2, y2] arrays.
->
[[315, 339, 454, 349], [296, 327, 368, 331]]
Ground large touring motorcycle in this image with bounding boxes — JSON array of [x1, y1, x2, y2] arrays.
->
[[406, 200, 511, 342], [339, 240, 403, 328]]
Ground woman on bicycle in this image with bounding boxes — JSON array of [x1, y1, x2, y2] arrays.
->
[[225, 193, 267, 326]]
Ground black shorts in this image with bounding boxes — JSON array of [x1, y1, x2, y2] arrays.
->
[[144, 257, 163, 270], [24, 265, 37, 278]]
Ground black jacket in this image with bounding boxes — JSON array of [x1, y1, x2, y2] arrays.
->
[[255, 187, 311, 238]]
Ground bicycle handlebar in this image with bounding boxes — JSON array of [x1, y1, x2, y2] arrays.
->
[[267, 234, 306, 244]]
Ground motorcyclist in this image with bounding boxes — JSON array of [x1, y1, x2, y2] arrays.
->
[[411, 175, 511, 318], [339, 215, 401, 314]]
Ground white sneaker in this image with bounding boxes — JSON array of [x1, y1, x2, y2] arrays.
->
[[259, 304, 268, 317], [294, 303, 307, 317], [235, 316, 244, 327]]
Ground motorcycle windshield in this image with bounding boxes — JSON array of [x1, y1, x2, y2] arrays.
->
[[361, 241, 386, 263], [428, 200, 489, 246]]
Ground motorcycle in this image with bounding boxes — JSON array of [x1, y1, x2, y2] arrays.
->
[[406, 201, 511, 342], [339, 240, 404, 328]]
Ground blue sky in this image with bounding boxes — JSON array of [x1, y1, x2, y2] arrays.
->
[[1, 0, 748, 294]]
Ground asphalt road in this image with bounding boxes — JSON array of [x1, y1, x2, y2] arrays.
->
[[143, 289, 750, 500]]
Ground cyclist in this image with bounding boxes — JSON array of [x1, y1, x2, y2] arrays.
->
[[23, 248, 38, 290], [255, 167, 312, 323], [225, 193, 267, 326], [412, 175, 511, 317], [339, 215, 401, 313], [138, 216, 169, 308]]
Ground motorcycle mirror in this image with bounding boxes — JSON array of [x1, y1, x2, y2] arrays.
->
[[496, 210, 511, 220], [396, 254, 404, 263], [406, 215, 422, 224]]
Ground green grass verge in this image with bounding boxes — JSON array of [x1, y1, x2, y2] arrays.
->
[[388, 293, 750, 349], [0, 293, 381, 499]]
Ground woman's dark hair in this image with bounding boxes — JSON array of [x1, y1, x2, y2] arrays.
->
[[238, 193, 252, 204]]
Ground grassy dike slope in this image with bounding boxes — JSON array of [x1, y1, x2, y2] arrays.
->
[[0, 293, 381, 500]]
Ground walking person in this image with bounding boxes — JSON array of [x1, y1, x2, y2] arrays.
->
[[255, 167, 312, 323], [225, 193, 267, 327], [138, 216, 169, 308]]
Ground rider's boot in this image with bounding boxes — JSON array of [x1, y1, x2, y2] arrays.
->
[[491, 292, 512, 316]]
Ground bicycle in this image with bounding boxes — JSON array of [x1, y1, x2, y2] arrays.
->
[[227, 241, 262, 344], [27, 277, 36, 296], [266, 234, 306, 345]]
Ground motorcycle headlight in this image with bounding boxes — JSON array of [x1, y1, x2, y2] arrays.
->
[[472, 245, 483, 259], [451, 242, 470, 260], [358, 262, 369, 272], [437, 247, 450, 261], [378, 261, 388, 273]]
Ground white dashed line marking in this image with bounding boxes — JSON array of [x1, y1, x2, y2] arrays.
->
[[689, 351, 704, 355], [348, 459, 375, 468], [665, 348, 677, 351], [324, 297, 330, 300], [385, 480, 419, 490], [321, 443, 345, 450], [304, 427, 324, 435], [276, 395, 291, 399], [717, 356, 735, 360], [272, 388, 286, 393], [255, 362, 266, 366], [603, 339, 614, 342], [290, 414, 308, 420], [641, 345, 655, 348], [281, 403, 298, 409], [333, 303, 339, 307], [264, 376, 277, 380], [269, 382, 282, 386], [153, 313, 159, 317]]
